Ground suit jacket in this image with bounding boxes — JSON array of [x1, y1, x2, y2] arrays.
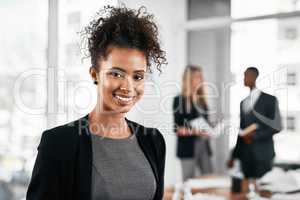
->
[[173, 95, 212, 158], [26, 114, 166, 200], [232, 92, 282, 163]]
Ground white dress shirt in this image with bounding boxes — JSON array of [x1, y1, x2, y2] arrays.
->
[[242, 87, 261, 114]]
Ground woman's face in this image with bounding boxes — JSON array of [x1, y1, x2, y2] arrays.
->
[[190, 71, 203, 92], [90, 47, 147, 114]]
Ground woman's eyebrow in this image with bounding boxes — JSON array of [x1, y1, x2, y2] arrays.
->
[[110, 67, 126, 72], [134, 69, 146, 73], [111, 67, 145, 73]]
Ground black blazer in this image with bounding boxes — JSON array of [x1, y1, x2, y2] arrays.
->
[[26, 114, 166, 200], [232, 92, 282, 163], [173, 95, 211, 158]]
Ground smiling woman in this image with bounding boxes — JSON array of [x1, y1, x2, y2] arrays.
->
[[26, 5, 167, 200], [90, 47, 147, 116]]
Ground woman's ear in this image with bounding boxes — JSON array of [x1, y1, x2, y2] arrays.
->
[[89, 66, 99, 84]]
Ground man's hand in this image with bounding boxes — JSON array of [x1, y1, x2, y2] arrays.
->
[[241, 130, 255, 144], [193, 129, 211, 138], [177, 127, 192, 136], [177, 127, 211, 138], [227, 159, 234, 168]]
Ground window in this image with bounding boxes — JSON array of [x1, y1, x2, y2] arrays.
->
[[0, 0, 118, 198], [0, 0, 48, 197], [58, 0, 118, 123], [287, 72, 297, 85], [68, 11, 81, 26], [188, 0, 230, 20], [67, 11, 82, 35], [287, 116, 296, 131], [232, 0, 300, 19], [230, 14, 300, 163], [284, 27, 298, 40], [65, 42, 81, 67]]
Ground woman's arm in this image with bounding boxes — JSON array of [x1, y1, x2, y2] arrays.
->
[[26, 131, 60, 200], [150, 128, 166, 200], [172, 96, 182, 135]]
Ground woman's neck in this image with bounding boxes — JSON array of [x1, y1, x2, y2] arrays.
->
[[88, 108, 131, 139]]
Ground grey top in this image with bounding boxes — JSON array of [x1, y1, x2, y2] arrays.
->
[[90, 132, 157, 200]]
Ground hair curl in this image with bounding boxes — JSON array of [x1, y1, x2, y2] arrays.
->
[[81, 5, 167, 73]]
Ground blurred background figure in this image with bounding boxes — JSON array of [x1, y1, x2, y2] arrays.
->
[[173, 65, 213, 181], [228, 67, 282, 188]]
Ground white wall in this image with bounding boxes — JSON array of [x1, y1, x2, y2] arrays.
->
[[187, 28, 231, 173], [123, 0, 187, 186]]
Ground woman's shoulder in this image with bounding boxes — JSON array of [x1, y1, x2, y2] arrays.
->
[[37, 116, 85, 154], [42, 118, 80, 140], [173, 94, 182, 100], [173, 94, 184, 105]]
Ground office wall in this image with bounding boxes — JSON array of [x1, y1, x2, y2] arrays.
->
[[187, 28, 231, 173]]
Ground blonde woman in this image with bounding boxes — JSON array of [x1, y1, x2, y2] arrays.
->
[[172, 65, 213, 181]]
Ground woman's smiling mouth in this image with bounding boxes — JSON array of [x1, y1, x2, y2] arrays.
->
[[113, 94, 135, 105]]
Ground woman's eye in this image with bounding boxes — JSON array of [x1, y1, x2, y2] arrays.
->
[[110, 71, 123, 78], [134, 74, 144, 81]]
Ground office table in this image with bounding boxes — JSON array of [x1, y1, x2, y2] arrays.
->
[[163, 175, 272, 200]]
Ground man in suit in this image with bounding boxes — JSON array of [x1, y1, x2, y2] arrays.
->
[[228, 67, 282, 179]]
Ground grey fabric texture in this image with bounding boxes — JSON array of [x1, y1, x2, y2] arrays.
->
[[194, 138, 213, 175], [181, 138, 213, 182], [91, 132, 157, 200], [180, 158, 195, 181]]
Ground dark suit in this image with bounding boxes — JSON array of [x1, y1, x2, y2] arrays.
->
[[26, 114, 166, 200], [232, 92, 282, 178]]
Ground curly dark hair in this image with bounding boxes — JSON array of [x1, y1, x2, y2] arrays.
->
[[81, 5, 167, 73]]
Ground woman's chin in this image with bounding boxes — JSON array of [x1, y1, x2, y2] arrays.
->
[[111, 103, 134, 114]]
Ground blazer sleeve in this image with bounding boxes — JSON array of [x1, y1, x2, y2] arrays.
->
[[253, 96, 282, 141], [172, 96, 181, 133], [26, 130, 60, 200], [231, 102, 243, 159], [153, 128, 166, 200]]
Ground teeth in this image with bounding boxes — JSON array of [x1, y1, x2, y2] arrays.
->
[[115, 95, 133, 102]]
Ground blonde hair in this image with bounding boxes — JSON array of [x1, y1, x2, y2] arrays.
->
[[181, 65, 207, 111]]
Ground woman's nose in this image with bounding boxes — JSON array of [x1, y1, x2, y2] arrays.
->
[[120, 77, 134, 93]]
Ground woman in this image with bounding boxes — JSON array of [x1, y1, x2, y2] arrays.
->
[[173, 65, 213, 181], [26, 5, 166, 200]]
